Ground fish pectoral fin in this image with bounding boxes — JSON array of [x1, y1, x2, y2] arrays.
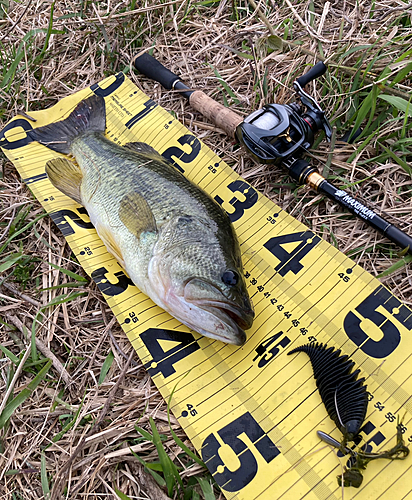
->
[[97, 225, 125, 267], [46, 158, 83, 204], [119, 192, 158, 238], [123, 142, 168, 163]]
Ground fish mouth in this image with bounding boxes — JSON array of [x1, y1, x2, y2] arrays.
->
[[201, 299, 253, 330], [187, 300, 249, 345], [204, 301, 252, 345], [183, 280, 254, 346]]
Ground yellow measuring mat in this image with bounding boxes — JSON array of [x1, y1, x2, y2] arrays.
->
[[1, 73, 411, 499]]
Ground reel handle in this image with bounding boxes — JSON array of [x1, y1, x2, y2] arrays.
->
[[295, 61, 327, 88]]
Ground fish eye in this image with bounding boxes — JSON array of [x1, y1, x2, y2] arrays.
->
[[221, 270, 239, 286]]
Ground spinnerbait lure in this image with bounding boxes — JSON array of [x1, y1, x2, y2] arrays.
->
[[287, 342, 368, 443]]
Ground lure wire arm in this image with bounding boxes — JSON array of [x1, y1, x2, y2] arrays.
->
[[318, 419, 409, 488], [132, 53, 412, 255]]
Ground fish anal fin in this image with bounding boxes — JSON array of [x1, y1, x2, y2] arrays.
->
[[97, 225, 125, 267], [46, 158, 83, 204], [119, 192, 157, 238]]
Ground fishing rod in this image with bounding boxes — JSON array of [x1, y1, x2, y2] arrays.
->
[[132, 53, 412, 255]]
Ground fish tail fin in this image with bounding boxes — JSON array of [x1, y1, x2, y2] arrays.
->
[[28, 94, 106, 154]]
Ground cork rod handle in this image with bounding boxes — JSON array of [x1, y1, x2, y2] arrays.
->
[[189, 91, 243, 138]]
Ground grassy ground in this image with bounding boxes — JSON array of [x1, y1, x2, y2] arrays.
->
[[0, 0, 411, 499]]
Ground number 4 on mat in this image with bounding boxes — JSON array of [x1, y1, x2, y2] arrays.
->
[[264, 231, 321, 276], [141, 329, 200, 378]]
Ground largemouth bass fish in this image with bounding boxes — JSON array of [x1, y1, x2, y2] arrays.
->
[[29, 95, 254, 345]]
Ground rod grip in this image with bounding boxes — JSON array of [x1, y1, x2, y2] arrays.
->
[[133, 53, 180, 90], [189, 91, 244, 138], [295, 62, 327, 88]]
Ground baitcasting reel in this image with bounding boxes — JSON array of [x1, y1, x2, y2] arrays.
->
[[236, 62, 332, 165]]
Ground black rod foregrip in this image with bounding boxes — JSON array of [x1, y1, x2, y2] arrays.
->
[[132, 52, 243, 137], [133, 53, 188, 92], [318, 179, 412, 254], [295, 62, 327, 88]]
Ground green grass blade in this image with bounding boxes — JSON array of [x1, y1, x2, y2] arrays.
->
[[98, 350, 114, 385], [41, 292, 87, 309], [353, 85, 379, 141], [33, 224, 54, 250], [377, 255, 412, 277], [0, 359, 52, 429], [38, 281, 87, 291], [0, 0, 8, 20], [8, 205, 31, 236], [1, 28, 62, 90], [196, 477, 216, 500], [224, 46, 254, 60], [210, 65, 240, 104], [37, 2, 55, 61], [390, 61, 412, 86], [41, 452, 50, 499], [114, 489, 132, 500], [0, 252, 23, 272], [338, 44, 373, 59], [0, 344, 20, 364], [149, 416, 182, 496], [30, 316, 38, 363], [47, 261, 88, 282], [348, 87, 375, 141], [44, 402, 83, 450], [134, 424, 154, 442], [138, 461, 164, 471], [378, 95, 412, 118], [1, 41, 25, 90], [128, 449, 167, 488], [0, 213, 48, 254], [380, 144, 412, 175]]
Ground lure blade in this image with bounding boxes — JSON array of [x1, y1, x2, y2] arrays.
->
[[317, 430, 353, 455]]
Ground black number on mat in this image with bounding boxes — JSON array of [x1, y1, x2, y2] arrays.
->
[[253, 332, 291, 368], [215, 180, 258, 222], [90, 72, 125, 97], [91, 267, 134, 296], [50, 207, 94, 236], [201, 412, 280, 492], [343, 285, 412, 358], [162, 134, 201, 173], [141, 329, 200, 378], [264, 231, 321, 276]]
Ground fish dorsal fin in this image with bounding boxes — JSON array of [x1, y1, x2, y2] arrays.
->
[[123, 142, 167, 162], [45, 158, 83, 204], [119, 192, 157, 238]]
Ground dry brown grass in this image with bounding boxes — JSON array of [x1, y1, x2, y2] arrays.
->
[[0, 0, 411, 499]]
